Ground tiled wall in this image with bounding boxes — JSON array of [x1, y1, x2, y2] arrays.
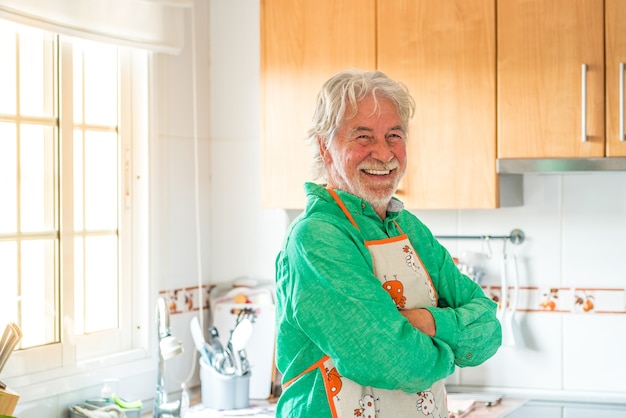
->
[[412, 173, 626, 402]]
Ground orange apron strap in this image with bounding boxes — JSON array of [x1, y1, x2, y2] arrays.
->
[[282, 355, 330, 390], [394, 221, 440, 306], [327, 188, 359, 230]]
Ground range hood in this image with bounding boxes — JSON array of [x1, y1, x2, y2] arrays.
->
[[497, 157, 626, 174]]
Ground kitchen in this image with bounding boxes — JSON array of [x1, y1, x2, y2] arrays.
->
[[2, 0, 626, 417]]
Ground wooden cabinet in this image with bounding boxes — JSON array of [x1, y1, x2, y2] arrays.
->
[[498, 0, 626, 159], [378, 0, 497, 209], [260, 0, 376, 209], [606, 0, 626, 156], [261, 0, 501, 209]]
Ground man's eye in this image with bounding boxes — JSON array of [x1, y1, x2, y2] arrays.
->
[[387, 133, 405, 143]]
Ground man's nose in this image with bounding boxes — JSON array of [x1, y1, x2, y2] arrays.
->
[[370, 138, 395, 162]]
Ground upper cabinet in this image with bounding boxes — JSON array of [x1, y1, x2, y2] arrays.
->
[[606, 0, 626, 156], [498, 0, 626, 158], [378, 0, 497, 209], [261, 0, 501, 209], [260, 0, 376, 209]]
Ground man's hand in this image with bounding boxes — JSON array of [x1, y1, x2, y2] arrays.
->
[[399, 308, 436, 337]]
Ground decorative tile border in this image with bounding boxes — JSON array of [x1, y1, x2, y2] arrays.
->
[[482, 285, 626, 314], [159, 284, 626, 315], [159, 285, 213, 315]]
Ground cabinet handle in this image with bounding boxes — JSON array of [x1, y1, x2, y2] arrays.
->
[[619, 62, 624, 141], [581, 64, 587, 142]]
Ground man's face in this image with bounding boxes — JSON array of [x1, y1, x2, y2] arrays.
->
[[320, 95, 407, 211]]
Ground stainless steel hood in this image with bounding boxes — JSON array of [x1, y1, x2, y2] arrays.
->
[[497, 157, 626, 174]]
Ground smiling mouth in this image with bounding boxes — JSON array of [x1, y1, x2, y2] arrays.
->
[[362, 168, 395, 176]]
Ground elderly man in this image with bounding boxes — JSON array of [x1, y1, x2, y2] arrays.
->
[[274, 69, 501, 418]]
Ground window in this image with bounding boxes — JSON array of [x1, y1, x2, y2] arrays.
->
[[0, 20, 150, 388]]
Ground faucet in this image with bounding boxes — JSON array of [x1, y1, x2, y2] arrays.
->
[[154, 296, 184, 418]]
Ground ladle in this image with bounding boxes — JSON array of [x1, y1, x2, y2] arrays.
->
[[229, 318, 253, 375]]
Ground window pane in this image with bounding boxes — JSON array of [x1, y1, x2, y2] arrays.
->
[[74, 130, 119, 231], [82, 235, 118, 333], [0, 242, 18, 324], [0, 21, 17, 115], [74, 39, 118, 126], [84, 131, 118, 230], [0, 123, 17, 233], [21, 239, 57, 348], [73, 43, 83, 124], [19, 26, 54, 118], [74, 236, 84, 334], [20, 124, 55, 232], [73, 130, 84, 230]]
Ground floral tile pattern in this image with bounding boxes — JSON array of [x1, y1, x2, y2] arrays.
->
[[482, 285, 626, 315]]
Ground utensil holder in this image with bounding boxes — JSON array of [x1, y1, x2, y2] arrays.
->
[[200, 358, 250, 410], [0, 386, 19, 416]]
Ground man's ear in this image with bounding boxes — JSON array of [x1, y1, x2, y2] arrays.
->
[[318, 137, 331, 163]]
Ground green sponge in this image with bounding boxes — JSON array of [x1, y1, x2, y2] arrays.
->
[[113, 394, 143, 409]]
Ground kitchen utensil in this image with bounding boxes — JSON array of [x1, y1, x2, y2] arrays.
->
[[0, 323, 23, 374], [500, 244, 523, 348], [190, 316, 211, 366], [229, 318, 253, 375], [230, 318, 253, 350], [207, 326, 234, 375], [228, 311, 252, 376], [506, 249, 524, 348]]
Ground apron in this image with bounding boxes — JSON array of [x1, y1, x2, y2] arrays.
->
[[284, 189, 448, 418]]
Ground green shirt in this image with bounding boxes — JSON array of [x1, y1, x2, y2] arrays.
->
[[275, 183, 502, 417]]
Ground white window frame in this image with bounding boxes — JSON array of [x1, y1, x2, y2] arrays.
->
[[2, 29, 154, 403]]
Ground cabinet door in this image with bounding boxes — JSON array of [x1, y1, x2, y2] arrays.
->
[[260, 0, 376, 208], [498, 0, 604, 159], [378, 0, 497, 209], [605, 0, 626, 156]]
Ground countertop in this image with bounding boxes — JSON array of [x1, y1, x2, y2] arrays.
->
[[140, 385, 527, 417], [452, 398, 526, 418], [142, 394, 523, 418]]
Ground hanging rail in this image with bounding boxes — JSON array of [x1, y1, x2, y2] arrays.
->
[[435, 228, 525, 245]]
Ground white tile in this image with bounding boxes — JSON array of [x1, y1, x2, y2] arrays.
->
[[460, 312, 563, 390], [154, 2, 211, 139], [427, 175, 564, 287], [563, 314, 626, 393], [561, 173, 626, 287], [209, 0, 261, 140], [156, 136, 212, 289], [209, 138, 287, 282]]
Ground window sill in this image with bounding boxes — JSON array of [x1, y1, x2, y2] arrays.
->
[[5, 349, 154, 403]]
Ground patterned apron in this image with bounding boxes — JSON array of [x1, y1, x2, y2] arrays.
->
[[284, 190, 448, 418]]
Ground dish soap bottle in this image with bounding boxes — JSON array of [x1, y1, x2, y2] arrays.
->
[[100, 378, 117, 404]]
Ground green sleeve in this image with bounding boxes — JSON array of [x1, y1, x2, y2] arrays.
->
[[403, 222, 502, 367], [278, 214, 455, 393]]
